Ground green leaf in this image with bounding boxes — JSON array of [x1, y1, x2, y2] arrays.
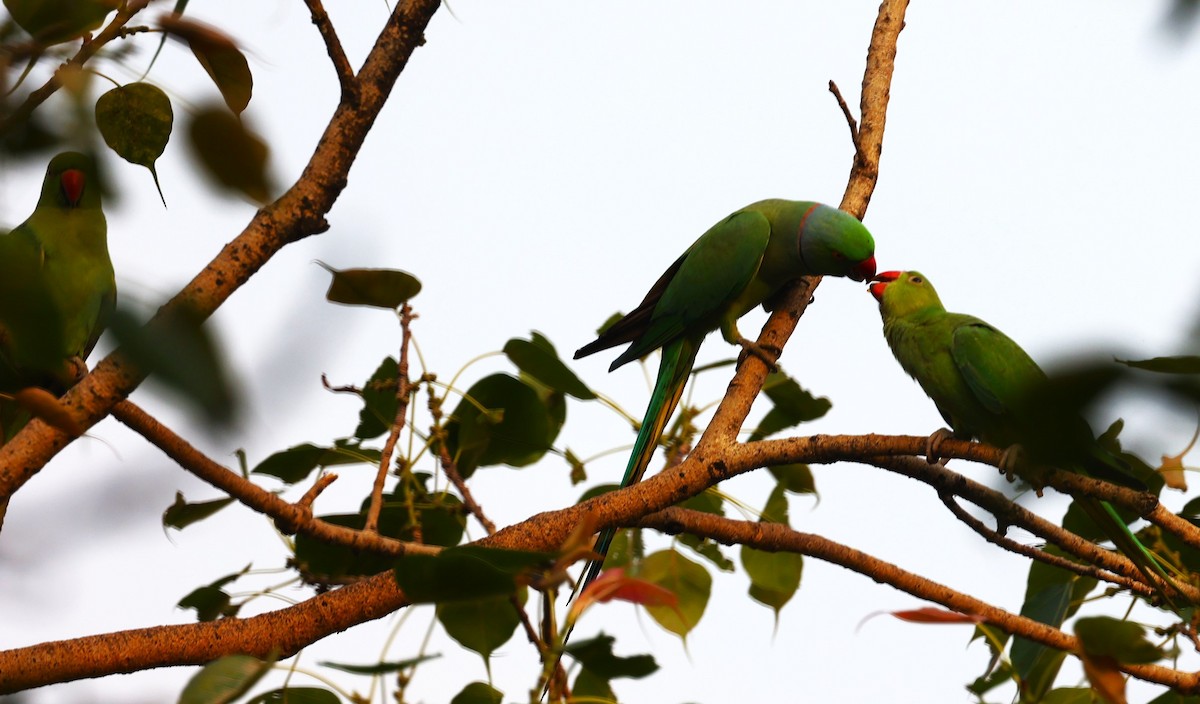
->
[[438, 591, 523, 660], [319, 654, 440, 675], [394, 546, 551, 602], [159, 14, 253, 114], [1074, 617, 1164, 664], [503, 333, 596, 400], [450, 682, 503, 704], [1148, 691, 1200, 704], [245, 688, 340, 704], [677, 533, 734, 572], [354, 356, 399, 440], [638, 549, 710, 637], [571, 666, 617, 703], [108, 304, 238, 426], [741, 545, 802, 615], [319, 263, 421, 309], [95, 82, 173, 205], [295, 490, 464, 579], [3, 0, 116, 43], [1040, 688, 1098, 704], [251, 442, 379, 484], [177, 586, 237, 622], [187, 105, 272, 203], [163, 491, 233, 531], [603, 527, 635, 572], [443, 373, 556, 478], [177, 566, 250, 621], [565, 634, 658, 679], [748, 372, 831, 441], [677, 488, 724, 516], [178, 654, 273, 704], [768, 463, 816, 496], [1116, 355, 1200, 375], [1011, 549, 1098, 700], [760, 482, 790, 525]]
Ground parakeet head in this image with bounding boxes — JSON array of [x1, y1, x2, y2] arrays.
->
[[797, 205, 876, 281], [869, 270, 945, 318], [40, 151, 100, 210]]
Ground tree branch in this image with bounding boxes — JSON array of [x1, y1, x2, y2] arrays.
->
[[111, 400, 436, 557], [302, 0, 357, 101], [639, 506, 1200, 693], [0, 0, 151, 136], [0, 0, 443, 506]]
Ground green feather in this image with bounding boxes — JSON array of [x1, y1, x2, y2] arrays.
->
[[0, 151, 115, 438], [571, 199, 875, 601], [873, 270, 1175, 601]]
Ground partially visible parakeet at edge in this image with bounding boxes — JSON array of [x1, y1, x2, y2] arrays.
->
[[0, 151, 115, 440], [869, 270, 1175, 601], [571, 199, 876, 606]]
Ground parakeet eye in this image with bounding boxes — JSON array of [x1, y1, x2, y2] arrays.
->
[[910, 275, 923, 284]]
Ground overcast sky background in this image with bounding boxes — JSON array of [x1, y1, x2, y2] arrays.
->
[[3, 1, 1200, 702]]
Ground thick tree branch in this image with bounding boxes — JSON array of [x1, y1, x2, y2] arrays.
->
[[0, 571, 410, 694], [0, 0, 443, 505], [639, 507, 1200, 693]]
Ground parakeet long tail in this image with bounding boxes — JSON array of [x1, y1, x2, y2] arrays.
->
[[572, 336, 700, 600], [1076, 496, 1176, 603]]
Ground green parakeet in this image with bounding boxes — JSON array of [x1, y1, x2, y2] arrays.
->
[[572, 199, 876, 599], [869, 270, 1172, 598], [0, 151, 115, 438]]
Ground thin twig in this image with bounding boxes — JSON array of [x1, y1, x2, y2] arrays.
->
[[111, 399, 436, 557], [937, 492, 1149, 596], [427, 385, 497, 535], [827, 79, 862, 162], [298, 473, 338, 509], [366, 303, 417, 534], [302, 0, 357, 101]]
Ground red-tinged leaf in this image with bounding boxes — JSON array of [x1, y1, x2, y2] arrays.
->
[[1080, 653, 1127, 704], [158, 14, 252, 114], [12, 387, 82, 436], [890, 607, 984, 624], [569, 568, 685, 629], [587, 568, 679, 608], [857, 607, 984, 631]]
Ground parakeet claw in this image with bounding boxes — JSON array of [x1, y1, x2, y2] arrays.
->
[[64, 356, 88, 383], [925, 427, 955, 465], [736, 339, 780, 370], [998, 444, 1037, 491]]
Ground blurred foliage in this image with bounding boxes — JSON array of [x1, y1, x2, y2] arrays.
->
[[5, 5, 1200, 703]]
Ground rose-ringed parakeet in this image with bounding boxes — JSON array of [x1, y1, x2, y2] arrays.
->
[[0, 151, 115, 440], [571, 199, 876, 601], [869, 270, 1174, 599]]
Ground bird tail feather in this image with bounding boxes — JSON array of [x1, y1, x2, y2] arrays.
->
[[1076, 496, 1177, 604]]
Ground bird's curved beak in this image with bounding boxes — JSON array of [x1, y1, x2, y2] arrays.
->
[[60, 168, 86, 206], [848, 255, 877, 282], [868, 270, 901, 302]]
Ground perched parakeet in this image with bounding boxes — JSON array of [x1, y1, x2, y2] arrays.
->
[[869, 270, 1171, 597], [0, 151, 115, 438], [572, 199, 876, 599]]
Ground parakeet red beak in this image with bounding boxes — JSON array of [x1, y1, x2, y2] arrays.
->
[[60, 168, 86, 206], [868, 270, 901, 302], [848, 256, 877, 282]]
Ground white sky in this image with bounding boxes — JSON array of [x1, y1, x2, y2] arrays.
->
[[2, 1, 1200, 702]]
